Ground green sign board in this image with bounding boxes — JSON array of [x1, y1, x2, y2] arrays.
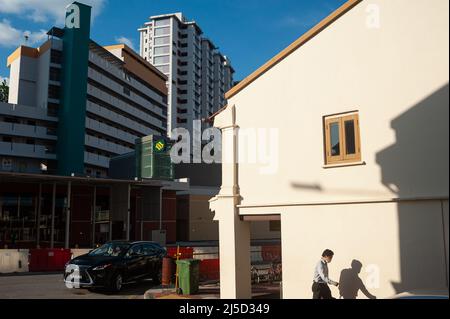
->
[[153, 139, 166, 153]]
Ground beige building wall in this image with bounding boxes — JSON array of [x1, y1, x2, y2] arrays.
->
[[281, 200, 448, 299], [211, 0, 449, 299], [231, 0, 448, 205], [189, 194, 280, 242]]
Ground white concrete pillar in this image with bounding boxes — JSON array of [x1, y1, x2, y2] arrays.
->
[[210, 105, 252, 299], [213, 199, 252, 299]]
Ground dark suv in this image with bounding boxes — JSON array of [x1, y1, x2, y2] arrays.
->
[[64, 241, 166, 292]]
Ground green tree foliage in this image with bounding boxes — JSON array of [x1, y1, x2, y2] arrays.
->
[[0, 80, 9, 102]]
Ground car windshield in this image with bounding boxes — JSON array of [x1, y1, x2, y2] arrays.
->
[[88, 243, 130, 257]]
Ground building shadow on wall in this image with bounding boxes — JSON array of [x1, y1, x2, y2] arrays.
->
[[376, 84, 449, 293], [339, 260, 376, 299]]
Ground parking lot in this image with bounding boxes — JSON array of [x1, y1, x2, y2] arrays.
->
[[0, 273, 157, 299]]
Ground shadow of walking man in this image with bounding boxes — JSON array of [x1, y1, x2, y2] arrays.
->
[[339, 260, 377, 299]]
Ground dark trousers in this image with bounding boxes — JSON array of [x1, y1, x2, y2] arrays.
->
[[312, 282, 333, 299]]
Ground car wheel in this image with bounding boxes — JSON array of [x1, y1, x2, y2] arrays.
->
[[110, 273, 123, 293]]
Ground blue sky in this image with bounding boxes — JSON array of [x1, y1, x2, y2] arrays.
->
[[0, 0, 347, 82]]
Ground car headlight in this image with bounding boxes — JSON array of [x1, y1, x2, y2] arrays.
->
[[93, 264, 112, 271]]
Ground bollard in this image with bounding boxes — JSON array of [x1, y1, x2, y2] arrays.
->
[[162, 256, 173, 287]]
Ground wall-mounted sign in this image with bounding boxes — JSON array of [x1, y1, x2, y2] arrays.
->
[[154, 139, 166, 153]]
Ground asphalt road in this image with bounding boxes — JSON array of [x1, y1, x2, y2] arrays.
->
[[0, 273, 158, 299], [0, 273, 281, 299]]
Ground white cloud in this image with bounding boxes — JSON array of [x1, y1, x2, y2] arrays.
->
[[0, 20, 22, 47], [115, 36, 136, 51], [0, 0, 107, 24], [0, 19, 47, 48], [0, 0, 107, 48]]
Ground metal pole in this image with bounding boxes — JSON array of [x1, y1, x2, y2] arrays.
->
[[109, 220, 113, 242], [17, 195, 21, 218], [17, 195, 21, 242], [36, 183, 42, 248], [64, 181, 72, 249], [109, 186, 113, 241], [126, 184, 131, 241], [139, 193, 143, 241], [159, 187, 163, 230], [92, 186, 96, 248], [50, 182, 56, 248]]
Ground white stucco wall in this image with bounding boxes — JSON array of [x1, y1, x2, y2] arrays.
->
[[281, 200, 448, 299], [36, 49, 50, 109], [16, 56, 37, 107], [7, 59, 21, 105], [228, 0, 449, 206]]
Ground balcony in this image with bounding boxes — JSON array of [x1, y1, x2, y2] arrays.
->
[[84, 152, 110, 168], [0, 122, 58, 141], [88, 68, 166, 118], [0, 102, 58, 122], [0, 141, 57, 160], [87, 86, 165, 130], [85, 117, 138, 145], [86, 101, 155, 137], [88, 54, 167, 108], [85, 135, 133, 156]]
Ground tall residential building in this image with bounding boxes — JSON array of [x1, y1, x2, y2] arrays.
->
[[0, 2, 168, 177], [138, 13, 235, 136]]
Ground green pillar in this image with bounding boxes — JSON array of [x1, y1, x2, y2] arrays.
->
[[57, 2, 91, 176]]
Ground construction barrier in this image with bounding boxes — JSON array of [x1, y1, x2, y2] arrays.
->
[[199, 259, 220, 281], [0, 250, 29, 274], [191, 245, 281, 282], [261, 245, 282, 262], [193, 247, 219, 260], [29, 249, 72, 272], [166, 247, 194, 260]]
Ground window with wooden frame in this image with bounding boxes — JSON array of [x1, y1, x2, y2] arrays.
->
[[324, 113, 361, 165]]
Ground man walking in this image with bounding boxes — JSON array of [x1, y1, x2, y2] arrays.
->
[[312, 249, 339, 299]]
